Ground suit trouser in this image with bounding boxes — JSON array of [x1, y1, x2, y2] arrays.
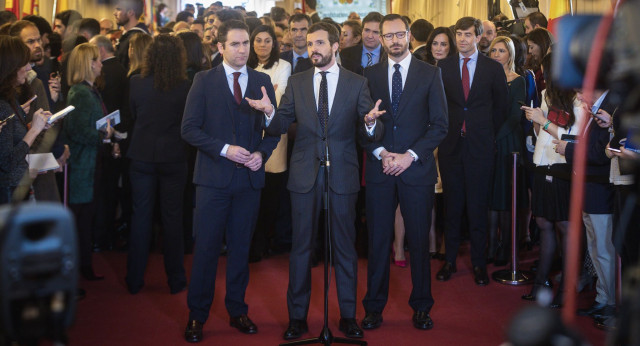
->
[[187, 168, 261, 322], [288, 168, 358, 320], [126, 160, 187, 292], [583, 212, 615, 305], [363, 177, 435, 313], [439, 142, 493, 268]]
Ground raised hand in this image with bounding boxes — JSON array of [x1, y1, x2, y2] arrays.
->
[[245, 86, 274, 114], [593, 109, 612, 128], [226, 145, 251, 164], [365, 99, 386, 125], [244, 152, 263, 171]]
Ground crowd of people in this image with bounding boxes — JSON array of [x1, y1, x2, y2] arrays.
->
[[0, 0, 638, 343]]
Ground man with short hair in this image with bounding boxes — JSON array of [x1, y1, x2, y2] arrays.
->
[[78, 18, 101, 40], [270, 6, 289, 27], [305, 0, 321, 23], [53, 10, 82, 40], [247, 21, 382, 342], [190, 19, 205, 38], [524, 11, 548, 34], [114, 0, 149, 70], [409, 18, 434, 61], [478, 20, 496, 55], [100, 18, 114, 35], [279, 13, 313, 74], [436, 16, 508, 286], [339, 11, 387, 75], [181, 19, 280, 343], [361, 13, 447, 331], [176, 10, 195, 24]]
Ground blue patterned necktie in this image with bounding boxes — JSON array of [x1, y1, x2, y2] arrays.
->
[[392, 64, 402, 116], [318, 71, 329, 134], [366, 52, 373, 67]]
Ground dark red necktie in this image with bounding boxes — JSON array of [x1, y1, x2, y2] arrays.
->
[[461, 57, 470, 135], [233, 72, 242, 105]]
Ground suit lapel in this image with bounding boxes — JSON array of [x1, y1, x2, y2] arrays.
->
[[301, 69, 322, 135], [328, 67, 347, 129], [377, 62, 392, 116], [467, 54, 485, 102]]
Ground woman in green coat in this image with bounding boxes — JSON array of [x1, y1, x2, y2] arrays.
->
[[64, 43, 113, 281]]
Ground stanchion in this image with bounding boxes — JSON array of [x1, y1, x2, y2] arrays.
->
[[63, 164, 68, 207], [493, 152, 534, 285]]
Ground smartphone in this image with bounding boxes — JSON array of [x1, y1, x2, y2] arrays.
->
[[47, 105, 75, 125], [0, 114, 16, 125], [607, 147, 621, 153]]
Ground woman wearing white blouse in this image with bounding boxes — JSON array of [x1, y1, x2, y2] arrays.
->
[[520, 53, 586, 306], [248, 25, 292, 261]]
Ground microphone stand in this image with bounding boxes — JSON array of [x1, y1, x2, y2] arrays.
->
[[281, 114, 366, 346]]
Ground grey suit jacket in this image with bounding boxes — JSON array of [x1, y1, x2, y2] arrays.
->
[[266, 65, 377, 194]]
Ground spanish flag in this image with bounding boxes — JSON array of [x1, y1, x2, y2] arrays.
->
[[4, 0, 20, 17], [549, 0, 571, 19], [23, 0, 40, 16]]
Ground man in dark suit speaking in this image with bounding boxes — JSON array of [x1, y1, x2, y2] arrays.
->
[[246, 22, 383, 341], [181, 20, 280, 343], [435, 17, 508, 286], [360, 14, 448, 331]]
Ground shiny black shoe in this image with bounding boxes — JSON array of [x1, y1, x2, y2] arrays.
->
[[184, 319, 203, 343], [283, 319, 308, 340], [339, 318, 363, 338], [230, 314, 258, 334], [436, 261, 456, 281], [361, 312, 383, 330], [473, 266, 489, 286], [412, 311, 433, 330]]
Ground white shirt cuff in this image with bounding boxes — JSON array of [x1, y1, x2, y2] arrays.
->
[[264, 105, 275, 126], [365, 121, 376, 135], [373, 147, 385, 160], [407, 149, 418, 161], [221, 144, 229, 157]]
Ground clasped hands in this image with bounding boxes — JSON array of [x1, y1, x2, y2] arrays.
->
[[226, 145, 263, 171], [381, 149, 413, 176]]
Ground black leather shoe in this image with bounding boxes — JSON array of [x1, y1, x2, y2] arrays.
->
[[361, 312, 383, 329], [473, 266, 489, 286], [577, 302, 607, 316], [283, 319, 308, 340], [184, 319, 203, 343], [436, 262, 456, 281], [412, 311, 433, 330], [230, 314, 257, 334], [339, 318, 363, 338]]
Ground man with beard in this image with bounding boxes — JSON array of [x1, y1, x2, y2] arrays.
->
[[9, 20, 68, 202], [478, 20, 496, 55], [246, 21, 383, 341], [181, 20, 280, 343], [114, 0, 149, 70], [360, 14, 448, 331]]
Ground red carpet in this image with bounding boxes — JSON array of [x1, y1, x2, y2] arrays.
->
[[68, 247, 607, 345]]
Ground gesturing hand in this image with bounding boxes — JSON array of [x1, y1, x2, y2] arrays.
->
[[226, 145, 251, 164], [244, 152, 263, 171], [365, 99, 386, 125], [245, 86, 274, 114]]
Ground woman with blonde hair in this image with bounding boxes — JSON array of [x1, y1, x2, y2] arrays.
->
[[487, 36, 527, 265], [127, 33, 153, 77], [64, 42, 114, 281]]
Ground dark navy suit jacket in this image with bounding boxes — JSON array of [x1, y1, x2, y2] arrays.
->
[[181, 65, 280, 189]]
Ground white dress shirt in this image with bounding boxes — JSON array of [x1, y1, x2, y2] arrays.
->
[[371, 54, 418, 161], [459, 49, 479, 88], [313, 61, 340, 115]]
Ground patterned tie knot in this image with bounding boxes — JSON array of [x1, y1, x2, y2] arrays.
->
[[394, 63, 401, 71], [320, 71, 327, 77]]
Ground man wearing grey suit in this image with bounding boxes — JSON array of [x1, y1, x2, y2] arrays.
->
[[247, 22, 384, 341]]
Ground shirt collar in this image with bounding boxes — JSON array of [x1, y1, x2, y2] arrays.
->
[[387, 53, 412, 71], [459, 49, 479, 63], [314, 61, 340, 76], [364, 44, 381, 56], [222, 61, 248, 76], [293, 50, 309, 60]]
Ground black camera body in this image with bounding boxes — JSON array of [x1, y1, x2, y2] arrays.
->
[[0, 203, 78, 344]]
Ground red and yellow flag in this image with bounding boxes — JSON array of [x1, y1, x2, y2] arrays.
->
[[23, 0, 40, 16], [5, 0, 20, 17]]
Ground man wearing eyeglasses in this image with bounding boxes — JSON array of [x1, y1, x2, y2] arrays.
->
[[339, 12, 387, 75], [359, 14, 448, 331], [279, 13, 314, 74]]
